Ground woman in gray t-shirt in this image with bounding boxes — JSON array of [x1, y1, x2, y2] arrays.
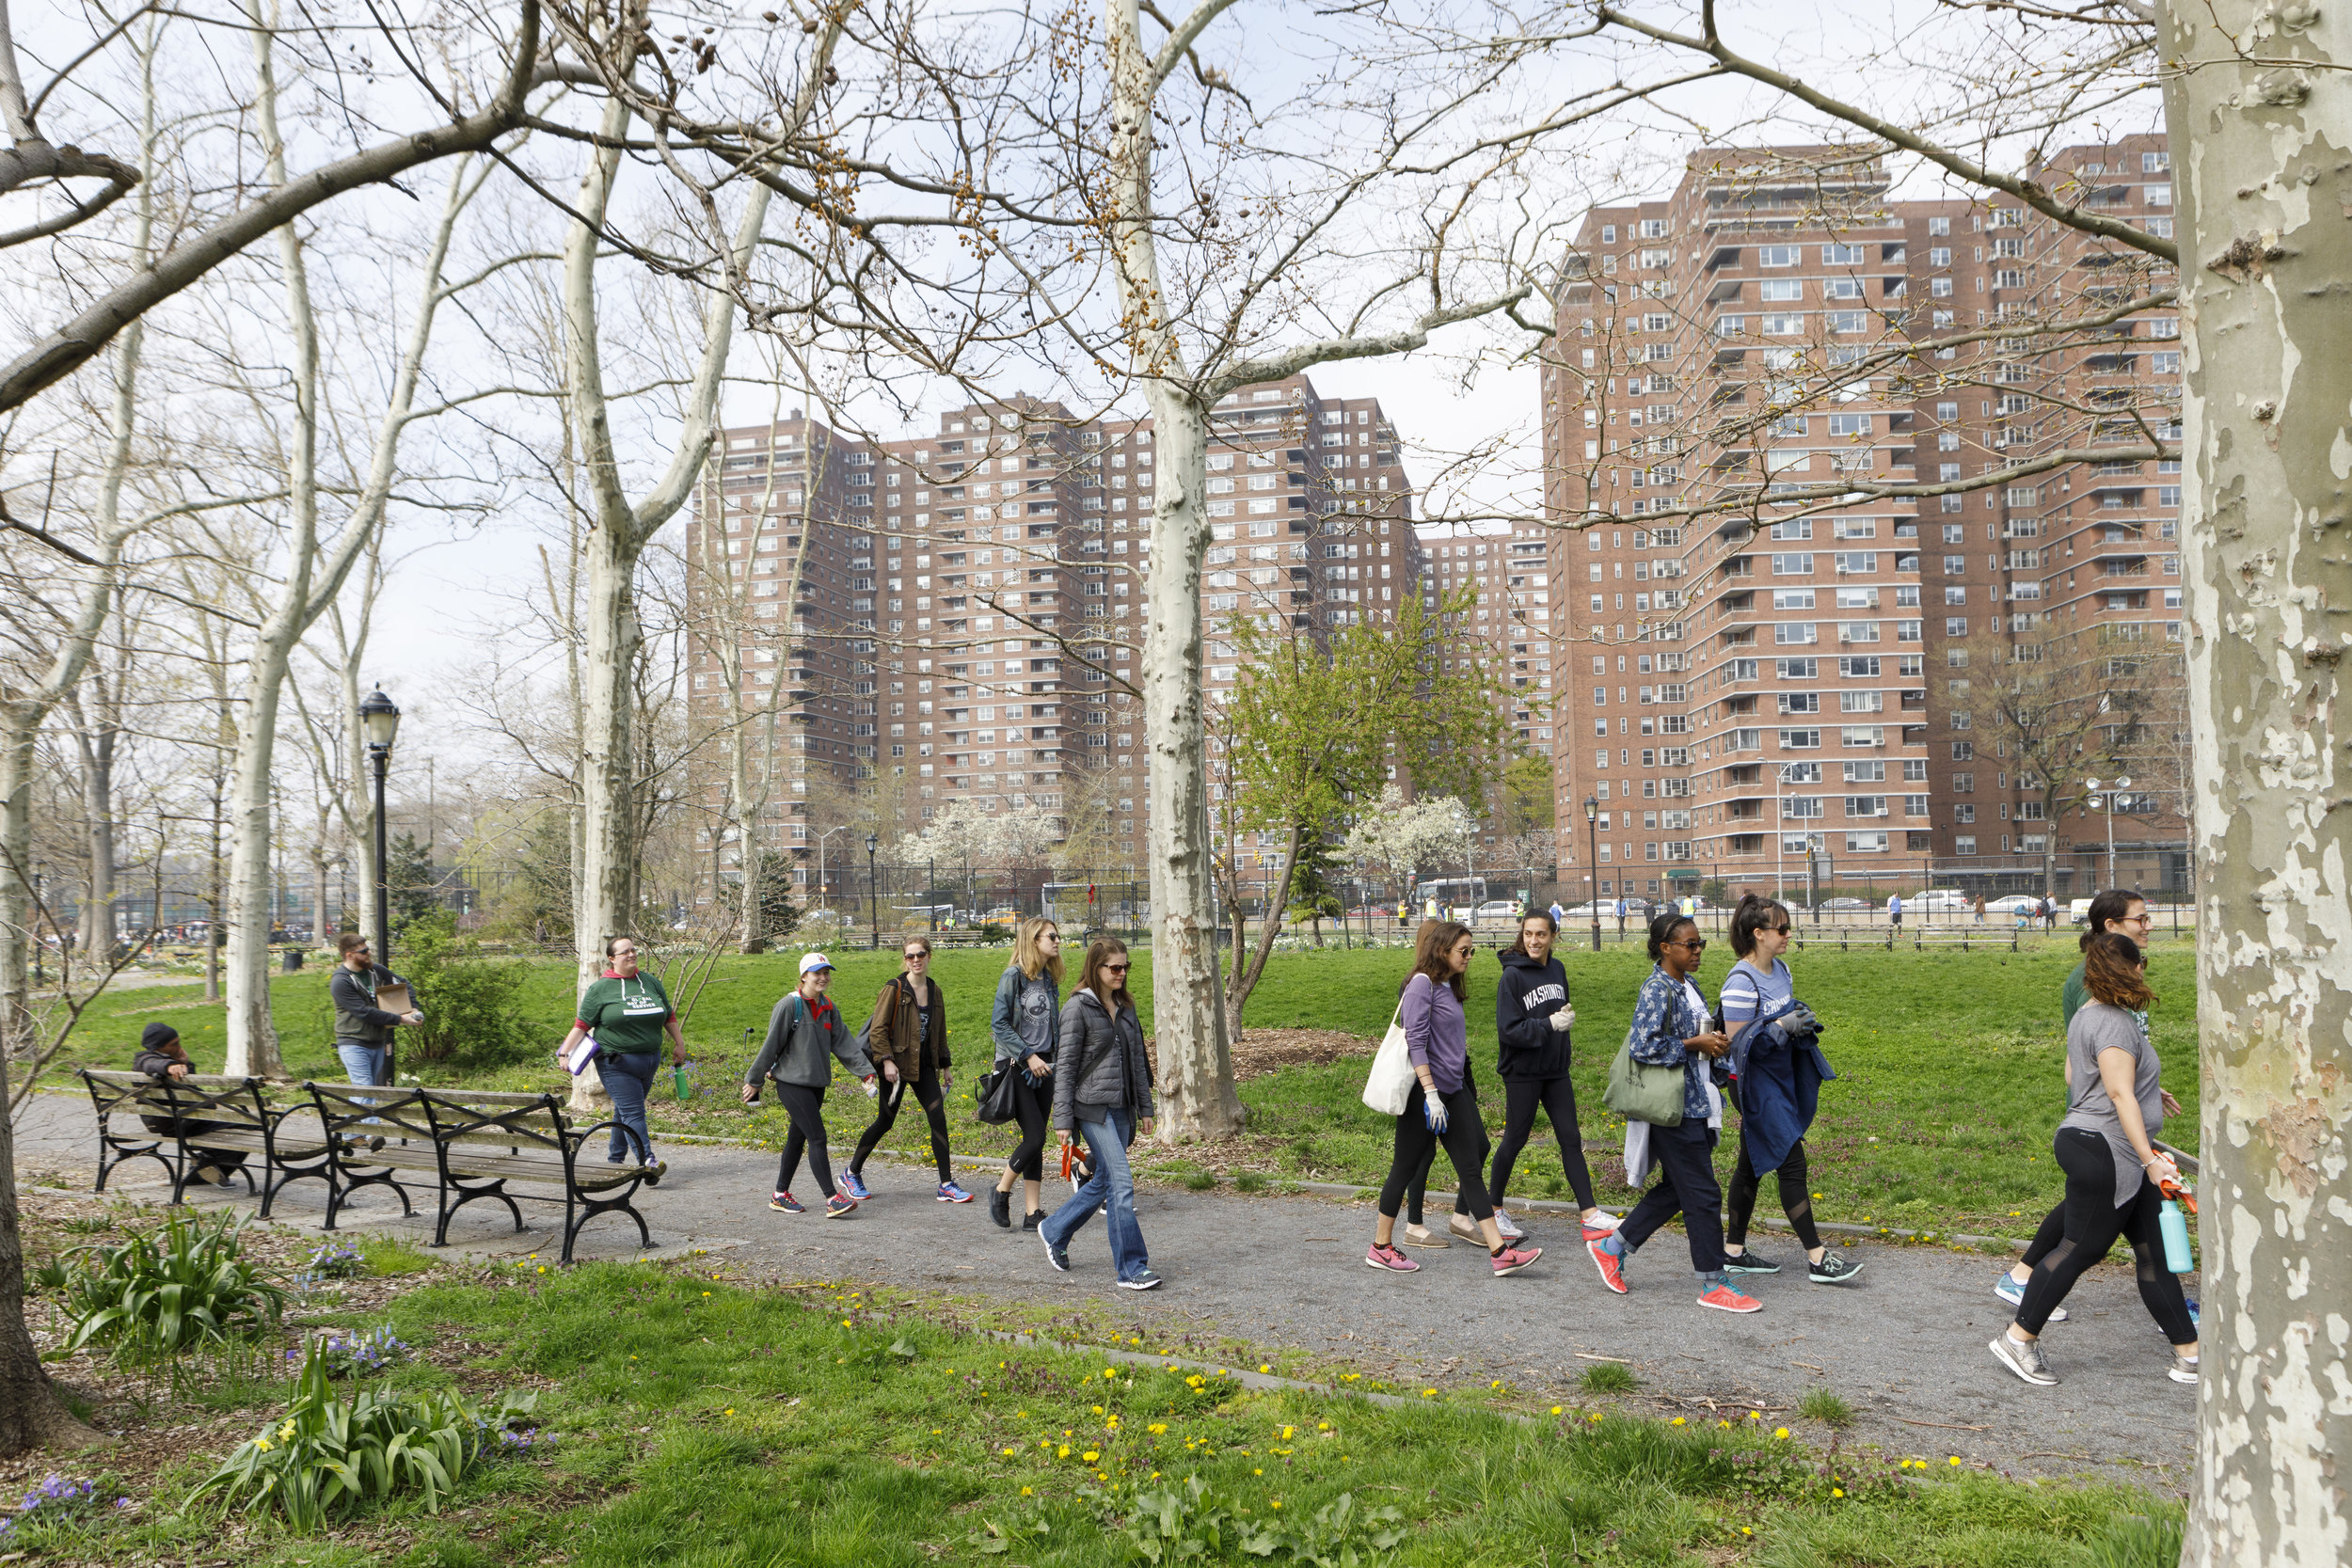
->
[[1989, 933, 2199, 1388]]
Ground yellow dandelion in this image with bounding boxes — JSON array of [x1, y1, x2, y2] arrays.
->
[[1774, 1427, 1790, 1439], [1549, 1405, 1563, 1416], [1670, 1417, 1685, 1426]]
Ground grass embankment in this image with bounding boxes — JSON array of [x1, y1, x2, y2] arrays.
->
[[56, 942, 2196, 1245], [50, 1242, 2184, 1567]]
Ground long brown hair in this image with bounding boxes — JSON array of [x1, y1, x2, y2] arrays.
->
[[2083, 931, 2154, 1009], [1507, 910, 1557, 958], [1408, 920, 1472, 1001], [1012, 916, 1065, 985], [1078, 937, 1133, 1011]]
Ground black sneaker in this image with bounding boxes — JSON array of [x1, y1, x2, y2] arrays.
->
[[1808, 1251, 1863, 1285], [1041, 1228, 1070, 1273], [1023, 1211, 1046, 1231], [990, 1184, 1012, 1229], [1723, 1249, 1782, 1275]]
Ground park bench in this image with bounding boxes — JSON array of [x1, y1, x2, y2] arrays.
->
[[77, 1069, 333, 1216], [304, 1083, 657, 1265]]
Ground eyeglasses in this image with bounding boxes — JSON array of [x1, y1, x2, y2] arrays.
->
[[1764, 925, 1791, 936], [903, 951, 930, 960]]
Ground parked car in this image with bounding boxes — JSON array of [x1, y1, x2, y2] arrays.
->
[[1985, 895, 2042, 915], [1815, 896, 1876, 912], [1470, 899, 1521, 924], [1909, 888, 1975, 911], [2068, 897, 2096, 926]]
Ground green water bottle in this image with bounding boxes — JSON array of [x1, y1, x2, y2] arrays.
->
[[674, 1061, 692, 1103]]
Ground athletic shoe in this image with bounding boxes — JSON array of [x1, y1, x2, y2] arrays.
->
[[938, 1181, 974, 1203], [1989, 1331, 2058, 1386], [1448, 1213, 1482, 1243], [771, 1191, 803, 1213], [1489, 1244, 1543, 1277], [1023, 1211, 1046, 1231], [1588, 1237, 1629, 1295], [1494, 1210, 1526, 1242], [1808, 1251, 1863, 1285], [1399, 1223, 1451, 1249], [2185, 1298, 2201, 1329], [2168, 1354, 2200, 1385], [1365, 1243, 1420, 1273], [824, 1194, 858, 1219], [193, 1164, 223, 1187], [990, 1185, 1012, 1228], [1580, 1212, 1621, 1241], [1993, 1271, 2067, 1322], [640, 1159, 667, 1186], [1070, 1161, 1093, 1193], [840, 1170, 872, 1201], [1041, 1228, 1070, 1273], [1696, 1282, 1763, 1314], [1118, 1271, 1163, 1291], [1722, 1249, 1782, 1275]]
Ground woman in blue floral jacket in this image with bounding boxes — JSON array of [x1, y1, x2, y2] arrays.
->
[[1586, 911, 1763, 1313]]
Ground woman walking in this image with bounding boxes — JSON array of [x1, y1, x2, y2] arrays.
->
[[1586, 911, 1758, 1312], [557, 935, 686, 1174], [1039, 939, 1160, 1290], [741, 954, 886, 1218], [1364, 922, 1544, 1277], [989, 918, 1063, 1230], [1716, 895, 1859, 1285], [1489, 910, 1617, 1243], [1989, 933, 2198, 1386], [845, 938, 972, 1203]]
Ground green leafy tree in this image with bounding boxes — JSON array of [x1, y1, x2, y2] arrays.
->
[[753, 859, 800, 949], [374, 911, 532, 1071], [1283, 832, 1346, 946]]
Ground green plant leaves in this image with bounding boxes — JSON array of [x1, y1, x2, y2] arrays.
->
[[52, 1210, 286, 1364]]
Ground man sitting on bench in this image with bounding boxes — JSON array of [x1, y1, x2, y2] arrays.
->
[[133, 1023, 247, 1189]]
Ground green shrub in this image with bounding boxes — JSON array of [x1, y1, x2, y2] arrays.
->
[[393, 911, 535, 1069], [191, 1340, 536, 1530], [1233, 1170, 1268, 1194], [1183, 1170, 1218, 1192], [55, 1210, 286, 1363]]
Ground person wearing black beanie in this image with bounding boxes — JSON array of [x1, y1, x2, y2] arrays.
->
[[131, 1023, 245, 1188]]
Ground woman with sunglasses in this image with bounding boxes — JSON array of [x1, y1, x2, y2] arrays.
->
[[1365, 921, 1544, 1277], [844, 937, 972, 1204], [1587, 912, 1758, 1312], [1717, 895, 1858, 1286], [988, 917, 1063, 1230], [1040, 938, 1159, 1289]]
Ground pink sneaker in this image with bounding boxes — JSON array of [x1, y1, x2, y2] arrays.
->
[[1490, 1244, 1544, 1277], [1589, 1237, 1629, 1295], [1365, 1243, 1421, 1273], [1697, 1282, 1763, 1314]]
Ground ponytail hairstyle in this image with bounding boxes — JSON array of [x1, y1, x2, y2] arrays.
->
[[1408, 920, 1472, 1001], [1728, 894, 1792, 958], [2082, 931, 2154, 1010], [2078, 889, 2146, 951], [1646, 909, 1696, 963]]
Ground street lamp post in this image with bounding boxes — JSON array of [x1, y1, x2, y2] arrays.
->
[[358, 686, 401, 1078], [1582, 795, 1601, 953], [866, 832, 881, 950], [2086, 776, 2131, 890]]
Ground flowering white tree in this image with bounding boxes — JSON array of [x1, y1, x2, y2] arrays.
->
[[1343, 787, 1471, 910], [898, 798, 1057, 870]]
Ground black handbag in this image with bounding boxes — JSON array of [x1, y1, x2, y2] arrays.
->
[[975, 1065, 1022, 1125]]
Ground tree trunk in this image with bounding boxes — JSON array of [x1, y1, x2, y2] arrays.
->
[[66, 689, 116, 959], [2162, 6, 2352, 1561]]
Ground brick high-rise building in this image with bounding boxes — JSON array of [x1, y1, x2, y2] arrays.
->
[[684, 374, 1422, 898], [1540, 141, 2185, 906]]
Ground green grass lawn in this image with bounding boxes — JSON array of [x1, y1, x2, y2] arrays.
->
[[55, 939, 2197, 1243], [74, 1255, 2184, 1567]]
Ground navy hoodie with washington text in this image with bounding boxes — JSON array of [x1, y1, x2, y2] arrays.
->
[[1494, 949, 1573, 1080]]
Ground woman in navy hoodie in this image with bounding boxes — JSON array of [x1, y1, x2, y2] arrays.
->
[[1491, 910, 1619, 1244]]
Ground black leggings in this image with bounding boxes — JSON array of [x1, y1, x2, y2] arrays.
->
[[852, 1070, 953, 1181], [1488, 1075, 1598, 1212], [1725, 1134, 1820, 1251], [1004, 1072, 1051, 1182], [2014, 1128, 2196, 1342], [772, 1083, 837, 1199], [1381, 1083, 1494, 1225]]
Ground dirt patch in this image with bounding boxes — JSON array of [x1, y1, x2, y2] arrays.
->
[[1139, 1028, 1375, 1083]]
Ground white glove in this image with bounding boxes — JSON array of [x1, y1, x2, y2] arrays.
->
[[1548, 1007, 1575, 1033]]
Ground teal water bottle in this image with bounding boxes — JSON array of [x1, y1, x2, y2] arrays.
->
[[2158, 1195, 2194, 1275]]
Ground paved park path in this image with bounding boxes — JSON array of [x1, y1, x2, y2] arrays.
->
[[13, 1092, 2194, 1492]]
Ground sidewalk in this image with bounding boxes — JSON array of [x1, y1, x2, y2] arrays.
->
[[12, 1093, 2194, 1488]]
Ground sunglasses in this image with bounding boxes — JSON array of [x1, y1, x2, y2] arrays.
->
[[1668, 937, 1708, 950], [903, 950, 930, 959], [1103, 962, 1131, 974]]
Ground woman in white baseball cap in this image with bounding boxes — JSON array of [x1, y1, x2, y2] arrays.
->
[[741, 953, 886, 1218]]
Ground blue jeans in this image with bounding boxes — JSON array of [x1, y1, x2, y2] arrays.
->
[[1041, 1110, 1148, 1282], [596, 1052, 659, 1163], [336, 1040, 389, 1124]]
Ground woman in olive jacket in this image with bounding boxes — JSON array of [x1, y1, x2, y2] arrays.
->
[[845, 936, 970, 1204]]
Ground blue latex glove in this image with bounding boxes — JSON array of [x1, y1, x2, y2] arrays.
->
[[1424, 1093, 1449, 1133]]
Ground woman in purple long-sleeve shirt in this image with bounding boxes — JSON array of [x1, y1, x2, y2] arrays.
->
[[1365, 922, 1545, 1277]]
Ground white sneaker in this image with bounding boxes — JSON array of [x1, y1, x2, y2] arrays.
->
[[1400, 1223, 1451, 1249], [1493, 1209, 1526, 1242]]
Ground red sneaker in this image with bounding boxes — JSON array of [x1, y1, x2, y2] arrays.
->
[[1490, 1244, 1543, 1277], [1365, 1243, 1421, 1274], [1588, 1237, 1629, 1295], [1697, 1282, 1762, 1314]]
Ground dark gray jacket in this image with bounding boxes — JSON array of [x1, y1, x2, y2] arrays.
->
[[1050, 990, 1153, 1132], [330, 964, 405, 1048], [744, 990, 876, 1091]]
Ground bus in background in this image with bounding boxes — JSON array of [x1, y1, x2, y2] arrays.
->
[[1409, 878, 1486, 923]]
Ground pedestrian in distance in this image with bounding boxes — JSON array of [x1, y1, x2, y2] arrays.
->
[[1488, 910, 1618, 1243], [1974, 893, 1987, 925], [331, 932, 421, 1143], [1364, 922, 1545, 1277], [1990, 933, 2199, 1386], [557, 935, 686, 1175], [1039, 938, 1161, 1290], [1588, 911, 1759, 1312], [845, 936, 971, 1205], [989, 918, 1063, 1230], [1549, 898, 1565, 929], [1886, 892, 1902, 930], [741, 954, 885, 1218], [1716, 895, 1858, 1286]]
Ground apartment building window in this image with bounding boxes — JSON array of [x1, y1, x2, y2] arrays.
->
[[1848, 832, 1890, 853], [1954, 835, 1978, 855], [1759, 245, 1798, 266], [1823, 243, 1864, 264]]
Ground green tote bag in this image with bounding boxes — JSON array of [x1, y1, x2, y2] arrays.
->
[[1604, 1037, 1687, 1127]]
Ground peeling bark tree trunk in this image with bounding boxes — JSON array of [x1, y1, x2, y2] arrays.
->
[[2162, 5, 2352, 1561]]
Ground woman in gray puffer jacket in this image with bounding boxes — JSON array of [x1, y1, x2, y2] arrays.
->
[[1037, 937, 1158, 1290]]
